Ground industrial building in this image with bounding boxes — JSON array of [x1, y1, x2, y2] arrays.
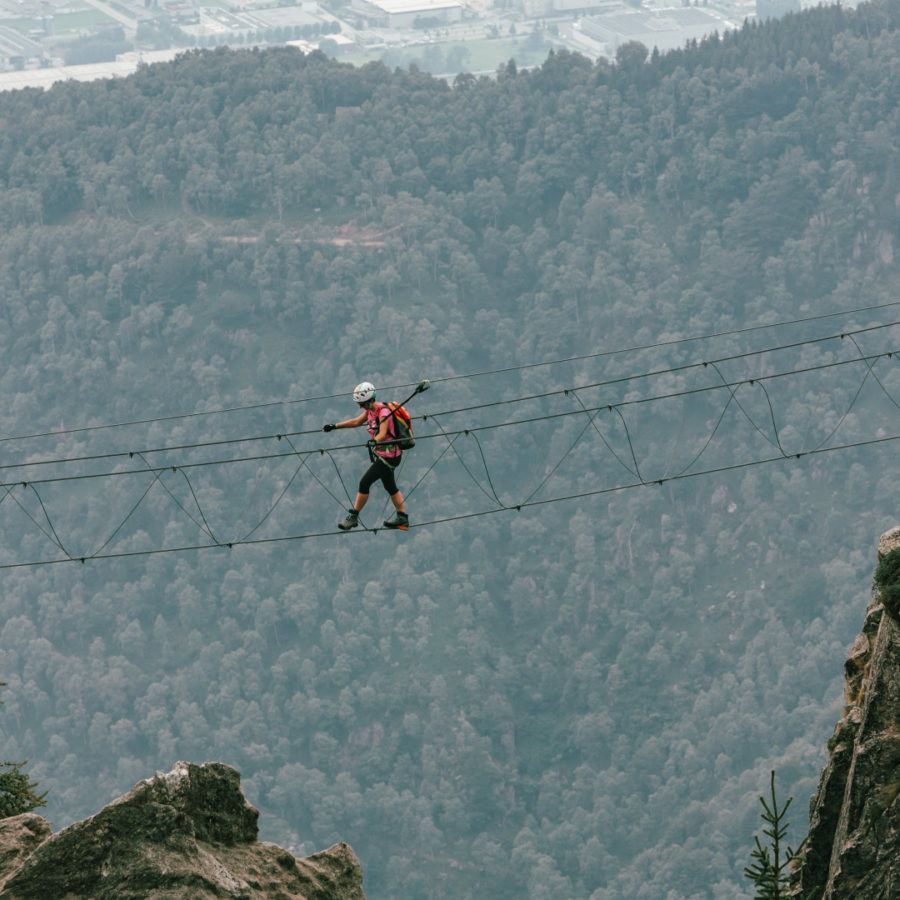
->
[[579, 7, 727, 54], [350, 0, 462, 28], [0, 26, 42, 69]]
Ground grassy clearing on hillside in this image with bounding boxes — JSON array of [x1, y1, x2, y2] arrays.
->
[[341, 36, 555, 76]]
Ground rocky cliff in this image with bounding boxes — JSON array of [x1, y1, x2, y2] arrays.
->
[[0, 761, 366, 900], [790, 526, 900, 899]]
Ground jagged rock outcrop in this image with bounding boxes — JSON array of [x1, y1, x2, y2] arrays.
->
[[790, 526, 900, 899], [0, 761, 366, 900]]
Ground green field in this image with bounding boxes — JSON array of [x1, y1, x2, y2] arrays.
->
[[0, 16, 41, 35], [0, 6, 115, 37], [342, 35, 556, 76], [53, 8, 117, 33]]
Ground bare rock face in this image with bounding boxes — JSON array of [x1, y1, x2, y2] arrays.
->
[[0, 816, 50, 886], [0, 761, 366, 900], [790, 528, 900, 899]]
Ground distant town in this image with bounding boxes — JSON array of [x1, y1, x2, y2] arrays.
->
[[0, 0, 805, 90]]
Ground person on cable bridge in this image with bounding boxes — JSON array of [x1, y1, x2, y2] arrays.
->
[[322, 381, 409, 531]]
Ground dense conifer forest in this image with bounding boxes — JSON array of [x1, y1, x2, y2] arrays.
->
[[3, 2, 900, 896]]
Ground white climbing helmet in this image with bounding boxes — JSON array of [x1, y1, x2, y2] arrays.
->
[[353, 381, 376, 404]]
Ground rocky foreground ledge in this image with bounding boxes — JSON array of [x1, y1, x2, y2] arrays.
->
[[0, 761, 366, 900]]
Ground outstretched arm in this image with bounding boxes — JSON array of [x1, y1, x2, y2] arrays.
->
[[335, 411, 367, 429]]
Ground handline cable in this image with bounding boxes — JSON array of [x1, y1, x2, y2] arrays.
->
[[15, 351, 895, 558], [1, 322, 898, 477], [419, 322, 900, 422], [8, 428, 900, 570], [0, 429, 313, 474], [1, 351, 898, 555], [3, 303, 900, 447], [427, 300, 900, 386], [6, 337, 900, 565], [422, 349, 899, 454], [3, 349, 897, 492], [577, 350, 895, 417]]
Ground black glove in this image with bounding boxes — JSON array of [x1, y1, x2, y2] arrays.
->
[[323, 424, 336, 432]]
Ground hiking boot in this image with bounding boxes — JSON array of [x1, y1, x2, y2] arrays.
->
[[384, 510, 409, 530], [338, 509, 359, 531]]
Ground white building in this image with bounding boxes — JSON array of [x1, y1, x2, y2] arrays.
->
[[524, 0, 619, 17], [580, 7, 729, 54], [350, 0, 462, 28]]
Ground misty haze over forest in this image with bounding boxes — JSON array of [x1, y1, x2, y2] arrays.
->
[[3, 0, 900, 897], [1, 0, 780, 90]]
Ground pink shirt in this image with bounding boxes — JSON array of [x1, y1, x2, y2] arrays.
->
[[366, 404, 400, 459]]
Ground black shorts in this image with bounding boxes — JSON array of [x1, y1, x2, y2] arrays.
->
[[359, 456, 401, 496]]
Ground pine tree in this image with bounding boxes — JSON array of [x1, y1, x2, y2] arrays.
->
[[0, 684, 47, 818], [744, 770, 803, 900], [0, 762, 47, 818]]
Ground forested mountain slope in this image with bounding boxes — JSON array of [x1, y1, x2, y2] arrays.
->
[[2, 3, 900, 897]]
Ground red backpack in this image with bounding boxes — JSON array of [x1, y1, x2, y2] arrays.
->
[[386, 402, 415, 450]]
